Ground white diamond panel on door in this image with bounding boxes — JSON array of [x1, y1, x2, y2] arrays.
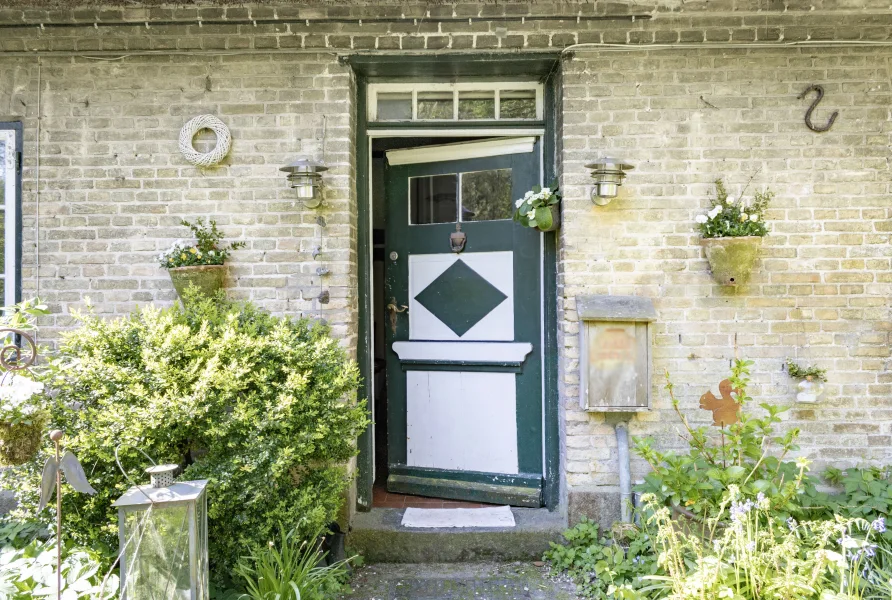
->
[[408, 251, 514, 341], [406, 370, 519, 474]]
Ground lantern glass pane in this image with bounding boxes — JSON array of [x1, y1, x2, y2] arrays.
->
[[123, 505, 193, 600], [196, 495, 208, 600]]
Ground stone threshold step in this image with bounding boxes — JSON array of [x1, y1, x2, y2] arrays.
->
[[346, 507, 566, 563]]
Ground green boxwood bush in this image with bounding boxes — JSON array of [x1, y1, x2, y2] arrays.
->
[[1, 293, 367, 581]]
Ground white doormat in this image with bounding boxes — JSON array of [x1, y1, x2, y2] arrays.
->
[[401, 506, 516, 528]]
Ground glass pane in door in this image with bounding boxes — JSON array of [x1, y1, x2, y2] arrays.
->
[[409, 174, 457, 224], [460, 169, 513, 222]]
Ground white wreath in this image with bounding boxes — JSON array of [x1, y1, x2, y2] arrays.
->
[[178, 114, 232, 167]]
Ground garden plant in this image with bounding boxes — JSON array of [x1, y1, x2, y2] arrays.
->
[[0, 290, 368, 590], [546, 359, 892, 600]]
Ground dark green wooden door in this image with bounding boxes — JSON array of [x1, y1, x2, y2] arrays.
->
[[384, 140, 544, 506]]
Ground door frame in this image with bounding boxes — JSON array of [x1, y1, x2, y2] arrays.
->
[[352, 54, 561, 511]]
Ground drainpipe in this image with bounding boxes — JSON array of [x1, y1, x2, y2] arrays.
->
[[614, 420, 632, 523]]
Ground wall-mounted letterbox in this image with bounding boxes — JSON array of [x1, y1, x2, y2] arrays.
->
[[578, 295, 655, 412]]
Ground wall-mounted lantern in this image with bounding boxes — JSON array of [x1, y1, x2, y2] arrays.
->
[[585, 158, 634, 206], [280, 158, 327, 208], [113, 465, 209, 600]]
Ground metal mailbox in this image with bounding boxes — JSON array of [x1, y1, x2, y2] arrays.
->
[[578, 295, 655, 412]]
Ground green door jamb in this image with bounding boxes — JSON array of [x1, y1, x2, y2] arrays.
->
[[352, 55, 562, 512]]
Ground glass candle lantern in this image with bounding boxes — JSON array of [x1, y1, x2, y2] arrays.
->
[[113, 465, 208, 600]]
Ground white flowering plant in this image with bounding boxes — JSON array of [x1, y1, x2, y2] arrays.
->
[[697, 179, 772, 239], [159, 218, 245, 269], [513, 182, 561, 231], [0, 374, 45, 426]]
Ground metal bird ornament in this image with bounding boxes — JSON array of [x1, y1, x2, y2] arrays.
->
[[699, 379, 741, 428], [39, 430, 96, 600], [38, 432, 96, 511]]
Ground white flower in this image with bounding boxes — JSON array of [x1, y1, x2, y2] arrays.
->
[[524, 191, 534, 199], [526, 209, 536, 219], [542, 187, 551, 195], [708, 207, 722, 220], [695, 215, 708, 224], [739, 212, 748, 222], [515, 198, 524, 208], [749, 213, 759, 222], [725, 196, 735, 204]]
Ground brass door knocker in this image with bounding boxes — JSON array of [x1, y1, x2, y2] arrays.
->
[[450, 223, 466, 253], [387, 297, 408, 334]]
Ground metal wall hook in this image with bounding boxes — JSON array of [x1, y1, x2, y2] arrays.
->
[[798, 85, 838, 133]]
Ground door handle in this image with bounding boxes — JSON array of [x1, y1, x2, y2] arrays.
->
[[387, 301, 409, 314], [387, 298, 408, 335]]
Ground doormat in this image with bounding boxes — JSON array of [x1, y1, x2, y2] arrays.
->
[[401, 506, 516, 528]]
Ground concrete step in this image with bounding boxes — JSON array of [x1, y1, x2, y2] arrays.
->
[[338, 562, 578, 600], [345, 508, 566, 563]]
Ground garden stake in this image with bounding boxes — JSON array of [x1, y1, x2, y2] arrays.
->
[[39, 429, 97, 600]]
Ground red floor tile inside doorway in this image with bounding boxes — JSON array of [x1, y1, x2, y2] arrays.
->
[[373, 484, 498, 509]]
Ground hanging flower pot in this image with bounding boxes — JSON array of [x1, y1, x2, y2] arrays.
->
[[168, 265, 227, 300], [0, 414, 46, 466], [695, 179, 773, 286], [159, 218, 245, 302], [513, 184, 561, 233], [701, 236, 763, 286], [535, 204, 561, 233]]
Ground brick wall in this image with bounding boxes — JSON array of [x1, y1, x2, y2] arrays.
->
[[0, 2, 890, 520], [559, 46, 892, 516], [0, 53, 357, 343]]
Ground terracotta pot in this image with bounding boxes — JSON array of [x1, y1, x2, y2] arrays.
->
[[535, 204, 561, 233], [701, 236, 762, 286], [0, 416, 46, 466], [168, 265, 227, 301]]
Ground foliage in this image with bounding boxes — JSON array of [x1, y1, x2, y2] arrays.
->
[[786, 359, 828, 382], [158, 218, 245, 269], [697, 179, 772, 239], [513, 181, 561, 230], [233, 524, 350, 600], [0, 297, 50, 332], [634, 359, 812, 521], [0, 291, 368, 581], [544, 518, 661, 599], [0, 537, 118, 600], [640, 487, 880, 600]]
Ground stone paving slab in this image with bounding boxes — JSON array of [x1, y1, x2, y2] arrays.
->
[[339, 562, 578, 600]]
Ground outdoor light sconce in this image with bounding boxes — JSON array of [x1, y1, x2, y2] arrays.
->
[[585, 158, 634, 206], [280, 158, 328, 208]]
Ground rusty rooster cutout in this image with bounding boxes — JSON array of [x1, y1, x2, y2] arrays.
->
[[699, 379, 741, 428]]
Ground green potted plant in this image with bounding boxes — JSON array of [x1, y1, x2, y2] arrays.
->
[[696, 179, 772, 286], [159, 218, 245, 301], [513, 183, 561, 232]]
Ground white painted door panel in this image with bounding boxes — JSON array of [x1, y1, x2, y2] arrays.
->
[[406, 370, 519, 474]]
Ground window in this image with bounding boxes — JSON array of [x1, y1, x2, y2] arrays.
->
[[369, 82, 543, 123], [0, 123, 21, 307], [409, 169, 514, 225]]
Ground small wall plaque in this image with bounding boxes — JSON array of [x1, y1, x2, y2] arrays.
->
[[578, 295, 656, 412]]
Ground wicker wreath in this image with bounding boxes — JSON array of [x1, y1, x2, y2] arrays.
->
[[178, 114, 232, 167]]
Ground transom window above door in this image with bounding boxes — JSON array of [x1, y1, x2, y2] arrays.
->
[[369, 82, 543, 122]]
